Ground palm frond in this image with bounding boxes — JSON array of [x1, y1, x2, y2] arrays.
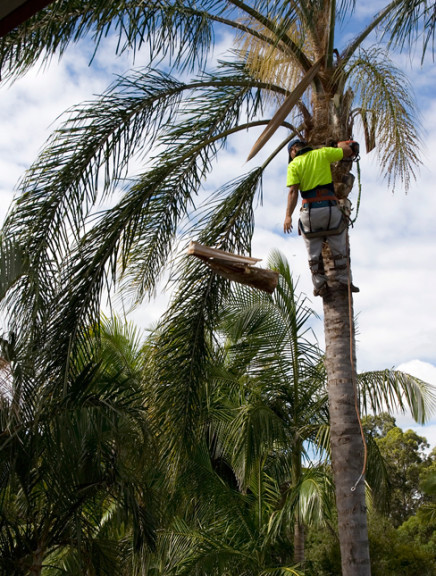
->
[[358, 368, 436, 424], [148, 168, 263, 469], [267, 465, 335, 541], [345, 47, 422, 190], [363, 434, 391, 513], [0, 0, 218, 82], [0, 235, 27, 301], [3, 68, 186, 258], [161, 520, 255, 576], [384, 0, 436, 62]]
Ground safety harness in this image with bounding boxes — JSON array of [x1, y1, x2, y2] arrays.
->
[[298, 183, 348, 238]]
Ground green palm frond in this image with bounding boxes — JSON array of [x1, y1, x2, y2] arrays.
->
[[269, 465, 335, 530], [218, 402, 288, 489], [363, 434, 391, 512], [3, 69, 187, 258], [384, 0, 436, 61], [3, 61, 273, 384], [358, 368, 436, 425], [120, 66, 270, 305], [345, 47, 422, 190], [174, 442, 256, 539], [315, 423, 331, 457], [220, 251, 322, 382], [0, 235, 27, 301], [148, 168, 263, 467], [162, 521, 253, 576], [0, 0, 217, 82]]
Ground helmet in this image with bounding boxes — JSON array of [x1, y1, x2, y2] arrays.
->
[[287, 138, 306, 152]]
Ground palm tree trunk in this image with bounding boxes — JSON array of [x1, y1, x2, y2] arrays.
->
[[29, 548, 43, 576], [291, 439, 305, 566], [293, 520, 305, 565], [322, 283, 371, 576]]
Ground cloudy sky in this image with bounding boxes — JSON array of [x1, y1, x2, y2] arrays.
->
[[1, 1, 435, 448]]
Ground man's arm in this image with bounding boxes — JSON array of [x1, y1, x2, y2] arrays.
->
[[284, 185, 299, 234], [337, 141, 356, 159]]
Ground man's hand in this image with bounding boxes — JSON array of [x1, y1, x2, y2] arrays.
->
[[284, 186, 299, 234], [284, 215, 292, 234], [338, 140, 359, 159]]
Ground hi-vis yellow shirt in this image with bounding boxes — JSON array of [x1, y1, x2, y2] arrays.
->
[[286, 147, 343, 192]]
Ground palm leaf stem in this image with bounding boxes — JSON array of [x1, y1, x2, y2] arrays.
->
[[326, 0, 336, 69], [226, 0, 315, 72], [341, 0, 405, 62]]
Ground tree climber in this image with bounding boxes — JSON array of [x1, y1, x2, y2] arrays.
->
[[283, 138, 360, 297]]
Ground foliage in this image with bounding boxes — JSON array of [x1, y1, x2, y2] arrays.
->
[[304, 523, 342, 576], [0, 317, 160, 575], [303, 507, 436, 576], [368, 514, 436, 576], [376, 426, 431, 526]]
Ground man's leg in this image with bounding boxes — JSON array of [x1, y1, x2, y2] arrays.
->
[[327, 227, 359, 292], [299, 208, 328, 294], [301, 234, 326, 293]]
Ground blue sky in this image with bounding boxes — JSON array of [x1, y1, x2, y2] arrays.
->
[[0, 1, 435, 448]]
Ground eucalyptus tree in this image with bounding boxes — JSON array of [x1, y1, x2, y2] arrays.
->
[[0, 2, 432, 575]]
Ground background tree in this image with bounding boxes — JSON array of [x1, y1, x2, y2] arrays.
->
[[397, 449, 436, 563], [0, 317, 159, 575], [145, 254, 435, 575], [363, 413, 433, 527]]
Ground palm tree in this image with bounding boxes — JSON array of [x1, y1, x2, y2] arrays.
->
[[145, 251, 436, 573], [216, 250, 330, 567], [0, 2, 433, 575], [0, 317, 159, 575], [141, 253, 329, 574]]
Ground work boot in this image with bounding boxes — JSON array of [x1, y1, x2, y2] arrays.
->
[[338, 282, 360, 293], [313, 283, 328, 297]]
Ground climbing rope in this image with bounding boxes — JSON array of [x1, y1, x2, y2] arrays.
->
[[345, 228, 368, 491], [350, 159, 362, 225]]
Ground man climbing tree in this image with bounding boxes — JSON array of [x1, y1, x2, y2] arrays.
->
[[283, 138, 359, 297]]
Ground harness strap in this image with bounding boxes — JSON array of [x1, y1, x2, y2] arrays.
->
[[302, 196, 338, 205], [298, 217, 348, 239], [301, 188, 338, 206]]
